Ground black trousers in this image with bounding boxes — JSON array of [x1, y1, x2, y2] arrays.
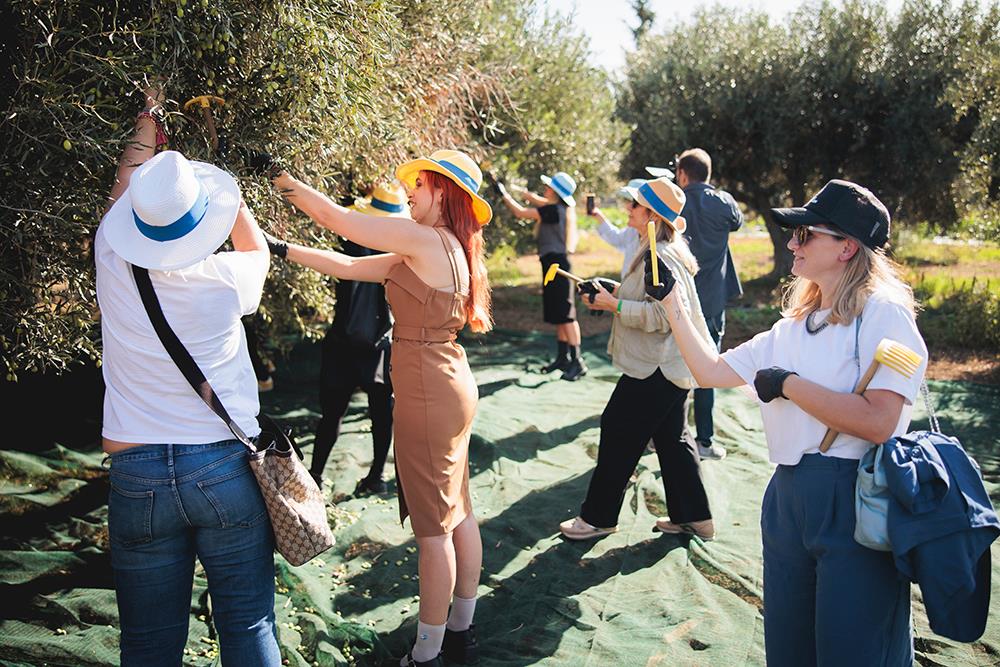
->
[[310, 342, 393, 481], [580, 369, 712, 528]]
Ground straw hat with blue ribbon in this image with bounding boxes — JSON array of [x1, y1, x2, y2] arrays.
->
[[354, 182, 411, 219], [395, 149, 492, 225], [103, 150, 241, 271], [622, 177, 687, 234], [540, 171, 577, 207]]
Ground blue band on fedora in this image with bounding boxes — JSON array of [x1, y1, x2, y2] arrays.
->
[[638, 182, 679, 222], [370, 197, 405, 213], [437, 160, 481, 193], [551, 177, 573, 200], [133, 185, 210, 242]]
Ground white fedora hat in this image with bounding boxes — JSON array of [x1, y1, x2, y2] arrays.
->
[[645, 165, 675, 179], [103, 150, 241, 270]]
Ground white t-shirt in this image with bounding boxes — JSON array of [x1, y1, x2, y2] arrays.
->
[[720, 291, 928, 465], [95, 220, 269, 443]]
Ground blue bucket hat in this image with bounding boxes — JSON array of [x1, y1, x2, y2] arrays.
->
[[540, 171, 577, 207]]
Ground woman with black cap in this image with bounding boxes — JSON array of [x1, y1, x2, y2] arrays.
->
[[645, 180, 927, 666]]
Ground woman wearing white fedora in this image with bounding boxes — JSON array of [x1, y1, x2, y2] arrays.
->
[[96, 85, 278, 665], [256, 149, 491, 667], [560, 177, 717, 542], [496, 171, 586, 381]]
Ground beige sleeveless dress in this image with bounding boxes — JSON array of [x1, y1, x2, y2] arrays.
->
[[383, 227, 479, 537]]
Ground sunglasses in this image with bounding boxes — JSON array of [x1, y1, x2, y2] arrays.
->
[[793, 225, 845, 245]]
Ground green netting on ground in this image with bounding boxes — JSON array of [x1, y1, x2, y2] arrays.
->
[[2, 330, 999, 666]]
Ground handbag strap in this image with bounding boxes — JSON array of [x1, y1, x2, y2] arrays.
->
[[131, 264, 257, 453], [853, 313, 862, 386], [920, 380, 940, 433]]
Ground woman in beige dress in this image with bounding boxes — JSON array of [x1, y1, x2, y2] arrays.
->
[[258, 150, 491, 667]]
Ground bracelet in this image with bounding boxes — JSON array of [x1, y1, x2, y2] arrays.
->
[[137, 109, 168, 151], [616, 299, 623, 315]]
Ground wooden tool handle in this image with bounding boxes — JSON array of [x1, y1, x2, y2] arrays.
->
[[554, 266, 584, 283], [818, 359, 880, 452]]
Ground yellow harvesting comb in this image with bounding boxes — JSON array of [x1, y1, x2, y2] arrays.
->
[[648, 220, 659, 285], [543, 263, 584, 286], [818, 337, 923, 452], [544, 263, 559, 286]]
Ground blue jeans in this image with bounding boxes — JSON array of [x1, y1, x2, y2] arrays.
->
[[108, 440, 281, 667], [693, 311, 724, 445], [761, 454, 912, 666]]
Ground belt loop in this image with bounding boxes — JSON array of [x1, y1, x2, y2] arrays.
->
[[167, 443, 175, 479]]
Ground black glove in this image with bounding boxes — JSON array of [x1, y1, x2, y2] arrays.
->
[[577, 278, 618, 304], [753, 367, 798, 403], [246, 150, 285, 180], [263, 231, 288, 259], [643, 254, 676, 300]]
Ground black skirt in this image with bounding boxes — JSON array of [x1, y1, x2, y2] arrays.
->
[[540, 252, 576, 324]]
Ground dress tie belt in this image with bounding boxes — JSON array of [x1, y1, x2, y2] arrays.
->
[[392, 324, 458, 343]]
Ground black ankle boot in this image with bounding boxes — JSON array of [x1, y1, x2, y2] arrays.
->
[[541, 341, 570, 372], [541, 355, 570, 373], [353, 475, 387, 497], [442, 625, 480, 665], [560, 357, 588, 382]]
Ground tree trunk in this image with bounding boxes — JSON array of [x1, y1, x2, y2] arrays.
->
[[765, 210, 794, 278]]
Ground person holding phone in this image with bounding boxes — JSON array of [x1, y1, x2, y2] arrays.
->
[[497, 172, 586, 381], [591, 179, 645, 277], [560, 177, 716, 541]]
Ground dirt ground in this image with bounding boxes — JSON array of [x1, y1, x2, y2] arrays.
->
[[491, 250, 1000, 385]]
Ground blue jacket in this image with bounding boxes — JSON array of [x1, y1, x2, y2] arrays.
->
[[882, 431, 1000, 642], [680, 183, 743, 319]]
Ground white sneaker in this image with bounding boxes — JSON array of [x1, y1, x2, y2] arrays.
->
[[559, 516, 617, 541], [698, 442, 727, 460]]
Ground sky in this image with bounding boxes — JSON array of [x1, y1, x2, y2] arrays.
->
[[541, 0, 906, 73]]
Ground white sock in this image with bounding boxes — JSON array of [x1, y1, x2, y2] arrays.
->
[[405, 621, 446, 664], [446, 594, 477, 632]]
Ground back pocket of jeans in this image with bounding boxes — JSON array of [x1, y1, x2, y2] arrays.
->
[[197, 465, 268, 529], [108, 484, 154, 547]]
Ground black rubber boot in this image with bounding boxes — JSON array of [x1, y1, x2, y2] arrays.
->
[[442, 625, 480, 665]]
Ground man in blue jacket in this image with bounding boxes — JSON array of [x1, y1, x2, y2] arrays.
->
[[675, 148, 743, 460]]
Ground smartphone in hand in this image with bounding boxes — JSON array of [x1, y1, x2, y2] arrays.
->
[[585, 193, 596, 214]]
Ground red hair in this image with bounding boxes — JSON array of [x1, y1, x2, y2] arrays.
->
[[423, 170, 493, 333]]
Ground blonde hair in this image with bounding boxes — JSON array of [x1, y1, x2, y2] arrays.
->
[[626, 211, 698, 277], [781, 241, 916, 324]]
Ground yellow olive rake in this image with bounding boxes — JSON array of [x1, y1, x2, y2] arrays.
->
[[818, 338, 923, 452], [543, 263, 584, 286]]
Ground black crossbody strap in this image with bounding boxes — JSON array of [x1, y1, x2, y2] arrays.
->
[[131, 264, 255, 451]]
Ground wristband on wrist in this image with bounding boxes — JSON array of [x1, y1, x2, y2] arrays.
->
[[136, 109, 168, 151]]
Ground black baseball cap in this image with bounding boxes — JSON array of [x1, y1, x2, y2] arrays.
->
[[771, 179, 890, 249]]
